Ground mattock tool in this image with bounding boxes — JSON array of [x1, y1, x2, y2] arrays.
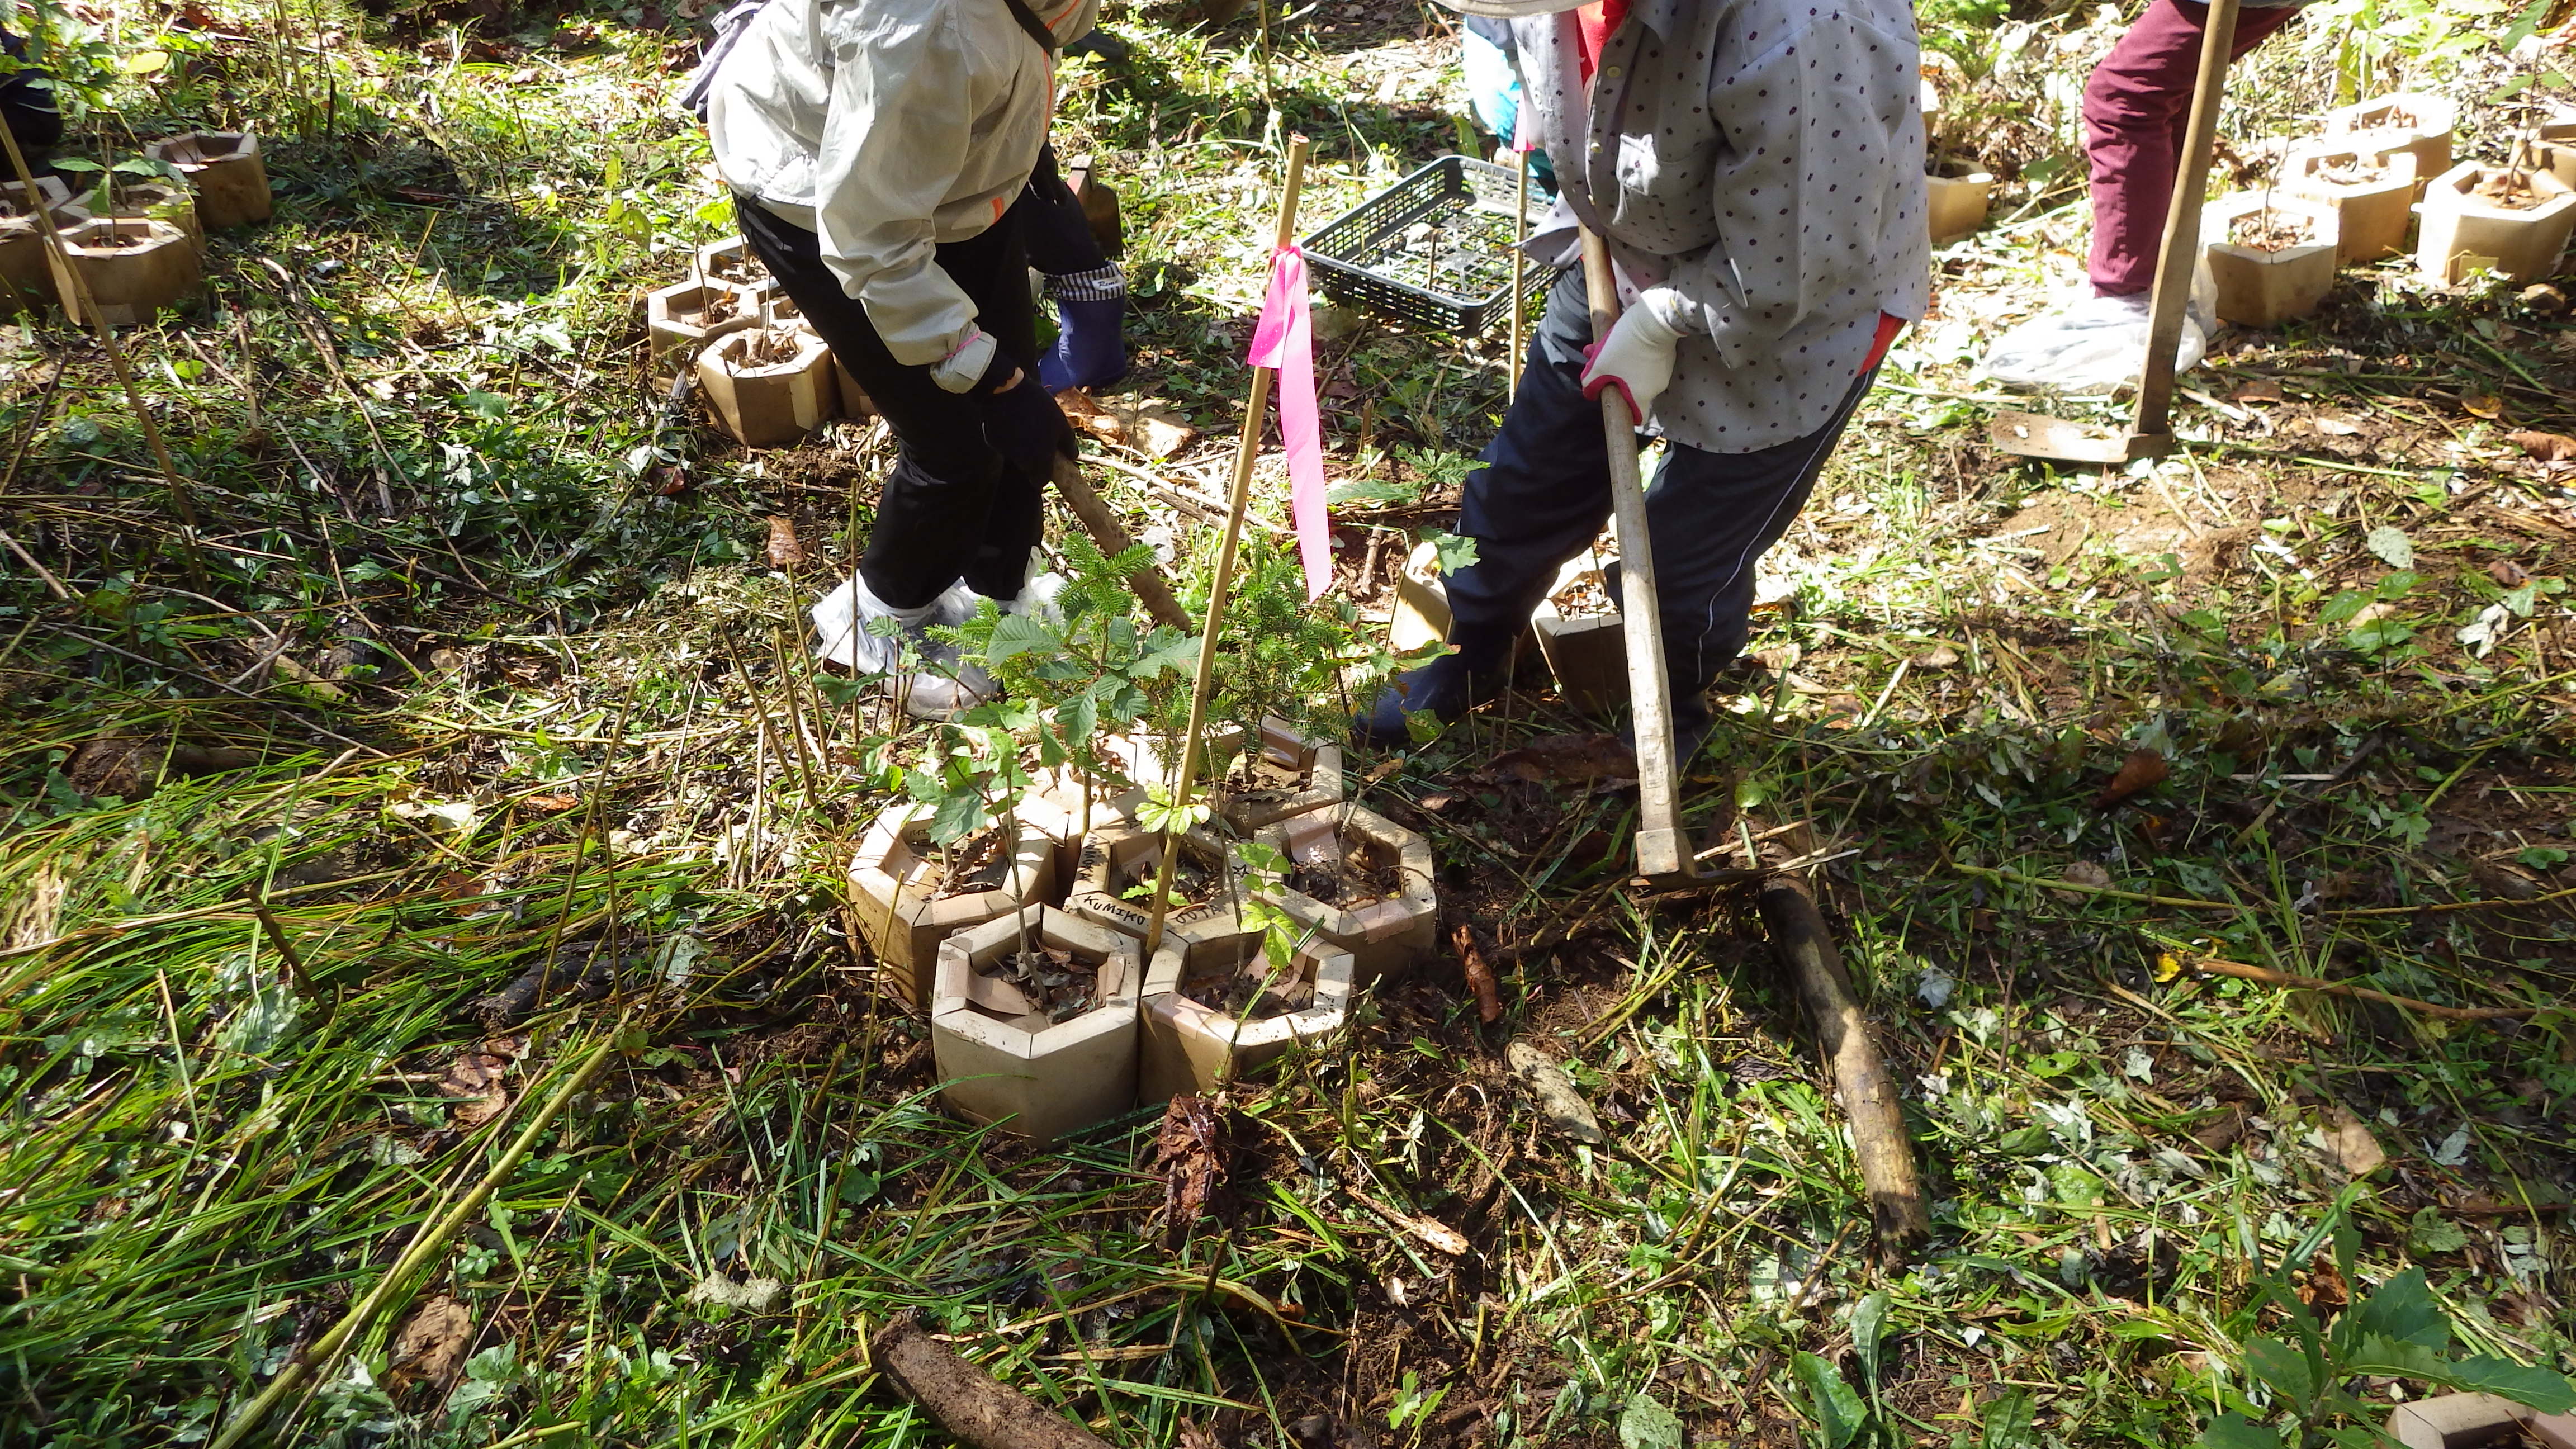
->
[[1989, 0, 2238, 466], [1578, 227, 1711, 884]]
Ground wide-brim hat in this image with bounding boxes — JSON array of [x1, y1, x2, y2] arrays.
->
[[1431, 0, 1592, 18]]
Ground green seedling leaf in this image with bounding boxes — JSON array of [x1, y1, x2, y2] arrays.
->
[[1617, 1390, 1684, 1449], [1137, 785, 1208, 836], [2244, 1336, 2315, 1405], [1981, 1390, 2037, 1449], [980, 612, 1060, 666], [928, 789, 988, 845], [1850, 1290, 1891, 1385], [1792, 1351, 1865, 1449], [2342, 1268, 2447, 1353], [2445, 1358, 2576, 1413], [2407, 1207, 2468, 1256], [2366, 526, 2414, 570], [2199, 1413, 2284, 1449], [1429, 531, 1480, 577]]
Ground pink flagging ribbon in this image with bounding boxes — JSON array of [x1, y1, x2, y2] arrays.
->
[[1246, 244, 1330, 602]]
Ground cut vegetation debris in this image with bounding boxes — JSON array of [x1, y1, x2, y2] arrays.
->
[[3, 0, 2574, 1446]]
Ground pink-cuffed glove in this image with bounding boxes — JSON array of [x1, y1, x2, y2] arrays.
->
[[1580, 302, 1681, 422]]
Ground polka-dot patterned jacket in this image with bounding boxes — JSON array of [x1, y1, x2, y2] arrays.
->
[[1510, 0, 1931, 452]]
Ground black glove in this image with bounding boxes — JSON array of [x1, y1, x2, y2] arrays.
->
[[977, 358, 1076, 476]]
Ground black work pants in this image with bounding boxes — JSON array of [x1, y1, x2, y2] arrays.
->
[[1442, 266, 1877, 717], [736, 195, 1044, 609]]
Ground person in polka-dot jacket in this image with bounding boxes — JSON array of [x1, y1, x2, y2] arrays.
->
[[1352, 0, 1929, 754]]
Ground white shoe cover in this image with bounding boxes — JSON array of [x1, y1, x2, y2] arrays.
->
[[809, 575, 995, 719], [1977, 292, 2207, 391]]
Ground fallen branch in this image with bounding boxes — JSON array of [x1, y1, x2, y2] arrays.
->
[[1757, 875, 1930, 1258], [2186, 955, 2538, 1022], [868, 1312, 1114, 1449], [1049, 456, 1191, 632]]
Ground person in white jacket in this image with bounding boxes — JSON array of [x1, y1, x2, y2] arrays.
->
[[704, 0, 1099, 716]]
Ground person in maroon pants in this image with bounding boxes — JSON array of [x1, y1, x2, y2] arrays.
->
[[1980, 0, 2305, 389]]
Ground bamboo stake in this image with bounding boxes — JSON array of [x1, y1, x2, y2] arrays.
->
[[0, 121, 210, 587], [208, 1029, 624, 1449], [1140, 135, 1312, 961]]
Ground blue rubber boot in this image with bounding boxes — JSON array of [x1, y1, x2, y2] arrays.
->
[[1039, 295, 1129, 393]]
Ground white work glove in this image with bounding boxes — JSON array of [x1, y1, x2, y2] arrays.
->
[[1580, 297, 1681, 422], [928, 326, 998, 394]]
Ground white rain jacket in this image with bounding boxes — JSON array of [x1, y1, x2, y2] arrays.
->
[[705, 0, 1098, 367]]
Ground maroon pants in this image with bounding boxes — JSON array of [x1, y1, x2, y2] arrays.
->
[[2085, 0, 2303, 296]]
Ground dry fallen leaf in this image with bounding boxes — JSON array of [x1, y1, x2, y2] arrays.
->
[[1154, 1095, 1225, 1233], [1912, 643, 1960, 669], [387, 1295, 474, 1395], [764, 515, 806, 570], [439, 1048, 514, 1128], [2462, 393, 2506, 420], [2508, 429, 2576, 462], [1451, 923, 1501, 1024], [2324, 1105, 2386, 1177], [2229, 378, 2285, 405], [2092, 749, 2170, 809], [2489, 558, 2530, 587], [2314, 416, 2362, 437], [2058, 860, 2114, 895], [523, 793, 578, 812]]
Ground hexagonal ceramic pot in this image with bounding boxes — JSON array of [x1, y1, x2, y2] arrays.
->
[[2416, 163, 2576, 287], [1926, 165, 1992, 245], [2384, 1393, 2576, 1449], [1213, 717, 1345, 834], [108, 182, 201, 252], [2324, 92, 2457, 200], [1252, 804, 1437, 986], [697, 327, 837, 447], [0, 181, 84, 313], [2200, 193, 2341, 328], [1530, 553, 1623, 717], [1014, 764, 1145, 884], [646, 277, 757, 370], [145, 131, 269, 228], [1064, 823, 1244, 945], [1138, 925, 1353, 1103], [694, 235, 777, 306], [1104, 724, 1248, 799], [2283, 142, 2418, 263], [849, 802, 1057, 1009], [55, 217, 200, 326], [930, 906, 1140, 1142]]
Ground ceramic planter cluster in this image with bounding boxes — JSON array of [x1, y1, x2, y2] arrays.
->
[[655, 236, 873, 445], [2214, 91, 2576, 318], [862, 722, 1439, 1142], [0, 130, 268, 325]]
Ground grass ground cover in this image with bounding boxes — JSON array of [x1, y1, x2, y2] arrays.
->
[[2, 0, 2572, 1443]]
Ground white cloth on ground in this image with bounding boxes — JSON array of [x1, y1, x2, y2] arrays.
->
[[1976, 291, 2208, 391]]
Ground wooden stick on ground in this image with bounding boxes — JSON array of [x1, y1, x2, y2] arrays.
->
[[869, 1312, 1114, 1449], [1138, 134, 1313, 959], [1756, 874, 1929, 1259], [2187, 955, 2536, 1022], [1050, 454, 1191, 633]]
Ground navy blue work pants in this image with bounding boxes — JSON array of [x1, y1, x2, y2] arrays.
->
[[1440, 266, 1877, 723]]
